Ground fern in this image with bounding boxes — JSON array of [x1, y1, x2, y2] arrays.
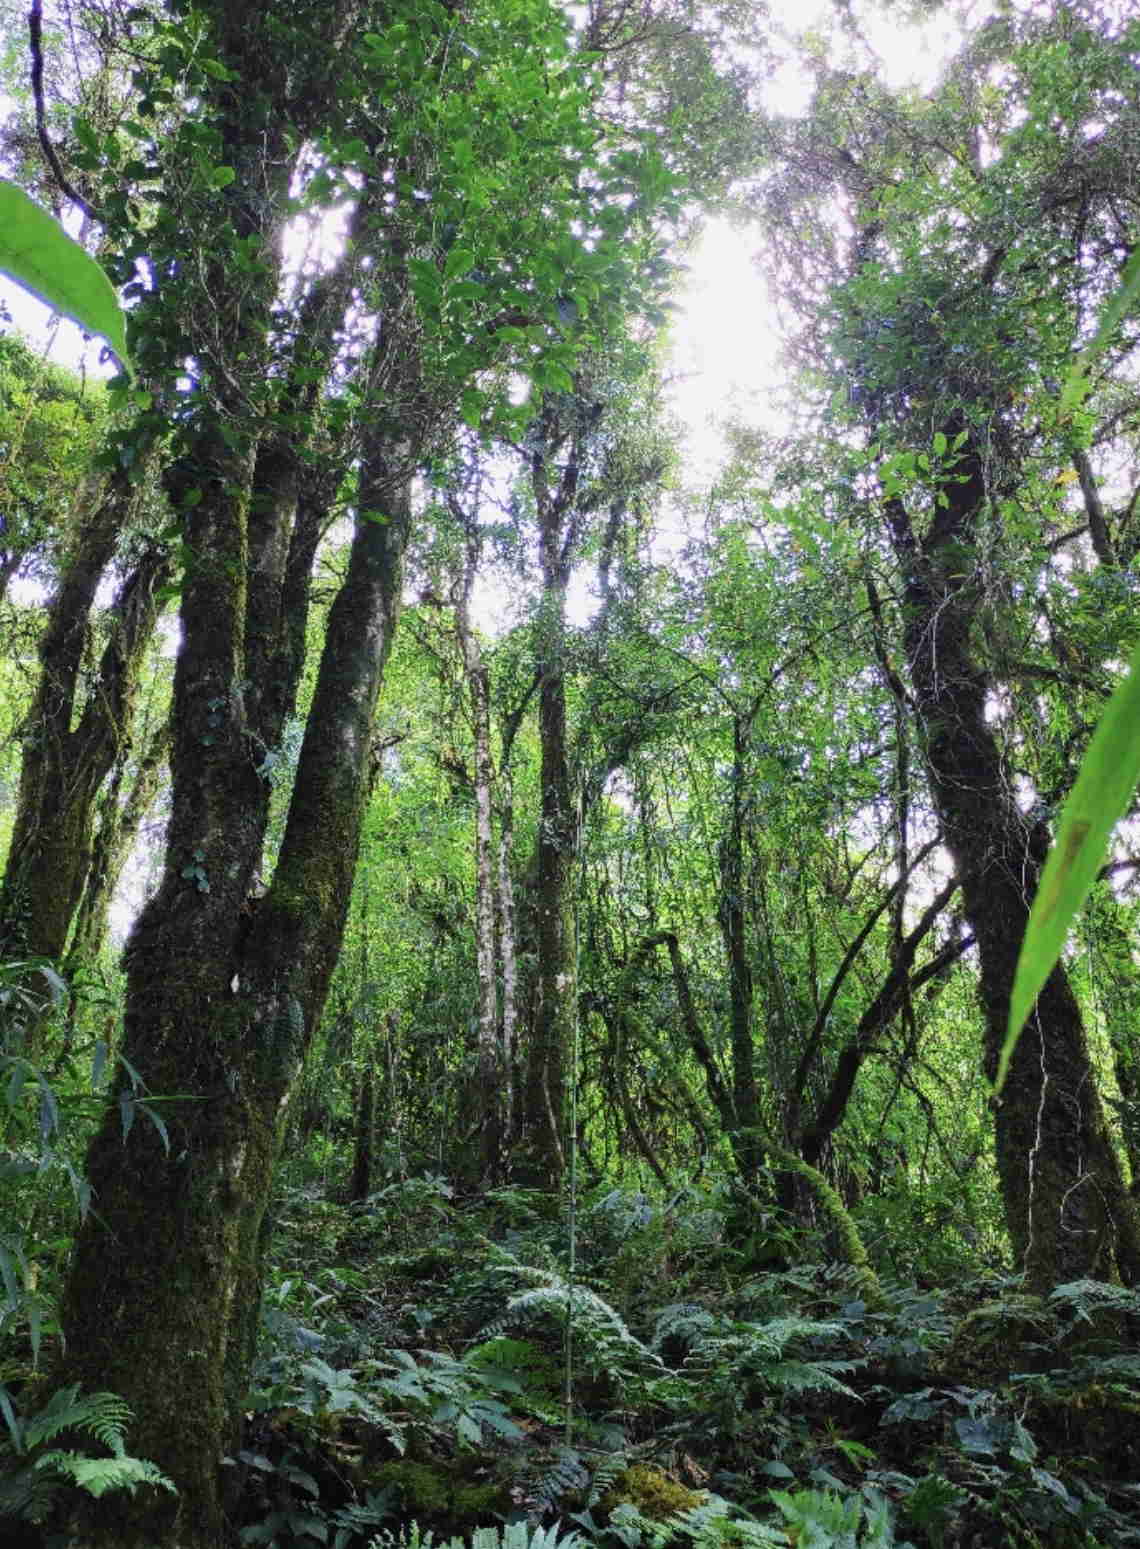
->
[[1049, 1278, 1140, 1324], [35, 1448, 173, 1497], [594, 1493, 787, 1549], [0, 1383, 174, 1524], [586, 1450, 629, 1507], [650, 1304, 716, 1362], [525, 1445, 591, 1517], [18, 1384, 132, 1452], [682, 1315, 862, 1402], [475, 1266, 662, 1386], [371, 1520, 581, 1549], [768, 1487, 899, 1547]]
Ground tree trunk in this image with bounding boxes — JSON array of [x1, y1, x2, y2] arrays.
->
[[57, 439, 413, 1545], [68, 710, 170, 965], [349, 1062, 375, 1204], [0, 476, 165, 963], [517, 423, 583, 1188], [887, 456, 1140, 1288], [453, 519, 505, 1184], [718, 713, 762, 1177]]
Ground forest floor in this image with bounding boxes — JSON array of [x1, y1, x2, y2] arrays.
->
[[221, 1177, 1140, 1549]]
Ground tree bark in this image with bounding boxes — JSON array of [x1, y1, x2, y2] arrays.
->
[[0, 474, 165, 962], [58, 435, 413, 1546], [451, 514, 505, 1184], [886, 455, 1140, 1288], [517, 418, 583, 1188], [718, 712, 762, 1177], [68, 708, 171, 965]]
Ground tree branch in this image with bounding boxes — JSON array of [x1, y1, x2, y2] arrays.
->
[[28, 0, 99, 222]]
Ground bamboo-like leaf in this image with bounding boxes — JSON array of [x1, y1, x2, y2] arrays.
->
[[0, 180, 130, 371], [999, 634, 1140, 1091]]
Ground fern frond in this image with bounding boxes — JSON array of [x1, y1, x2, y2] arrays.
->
[[477, 1272, 659, 1371], [587, 1451, 629, 1507], [371, 1521, 580, 1549], [1050, 1279, 1140, 1322], [35, 1449, 176, 1498], [766, 1359, 861, 1398], [529, 1447, 590, 1516], [22, 1385, 132, 1453]]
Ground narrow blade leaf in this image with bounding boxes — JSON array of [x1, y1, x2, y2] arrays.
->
[[999, 635, 1140, 1090]]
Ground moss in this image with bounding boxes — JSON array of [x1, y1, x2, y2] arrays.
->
[[372, 1459, 452, 1514], [770, 1146, 886, 1310], [601, 1465, 705, 1521], [369, 1457, 510, 1526], [453, 1482, 507, 1515], [942, 1294, 1060, 1383]]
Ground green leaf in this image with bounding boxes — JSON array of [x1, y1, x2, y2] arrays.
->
[[444, 247, 476, 282], [1061, 246, 1140, 416], [999, 633, 1140, 1091], [209, 165, 237, 190], [0, 181, 131, 372]]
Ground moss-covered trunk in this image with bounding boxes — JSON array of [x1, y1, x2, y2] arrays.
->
[[887, 454, 1140, 1289], [57, 435, 412, 1545], [517, 420, 584, 1188]]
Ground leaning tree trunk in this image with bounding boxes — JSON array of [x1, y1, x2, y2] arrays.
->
[[68, 709, 170, 966], [886, 453, 1140, 1289], [0, 473, 166, 964]]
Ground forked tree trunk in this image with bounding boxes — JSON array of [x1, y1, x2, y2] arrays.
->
[[58, 444, 413, 1546]]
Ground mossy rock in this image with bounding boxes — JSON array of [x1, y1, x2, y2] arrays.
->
[[1025, 1383, 1140, 1478], [368, 1456, 510, 1528], [600, 1465, 704, 1521], [941, 1294, 1060, 1383]]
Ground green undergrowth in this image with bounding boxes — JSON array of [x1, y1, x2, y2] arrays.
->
[[205, 1178, 1140, 1549]]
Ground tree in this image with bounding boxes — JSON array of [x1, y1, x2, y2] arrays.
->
[[20, 0, 673, 1540], [747, 0, 1140, 1286]]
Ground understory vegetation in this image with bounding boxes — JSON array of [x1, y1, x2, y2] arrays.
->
[[1, 0, 1140, 1544]]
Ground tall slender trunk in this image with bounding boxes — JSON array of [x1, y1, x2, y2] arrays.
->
[[520, 590, 577, 1186], [517, 422, 583, 1188], [497, 777, 519, 1141], [719, 712, 762, 1177], [451, 519, 504, 1183], [350, 1061, 376, 1203]]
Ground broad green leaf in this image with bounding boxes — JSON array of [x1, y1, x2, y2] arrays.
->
[[999, 633, 1140, 1091], [0, 181, 130, 372], [444, 246, 475, 281]]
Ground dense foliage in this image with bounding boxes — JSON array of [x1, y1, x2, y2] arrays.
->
[[0, 0, 1138, 1545]]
